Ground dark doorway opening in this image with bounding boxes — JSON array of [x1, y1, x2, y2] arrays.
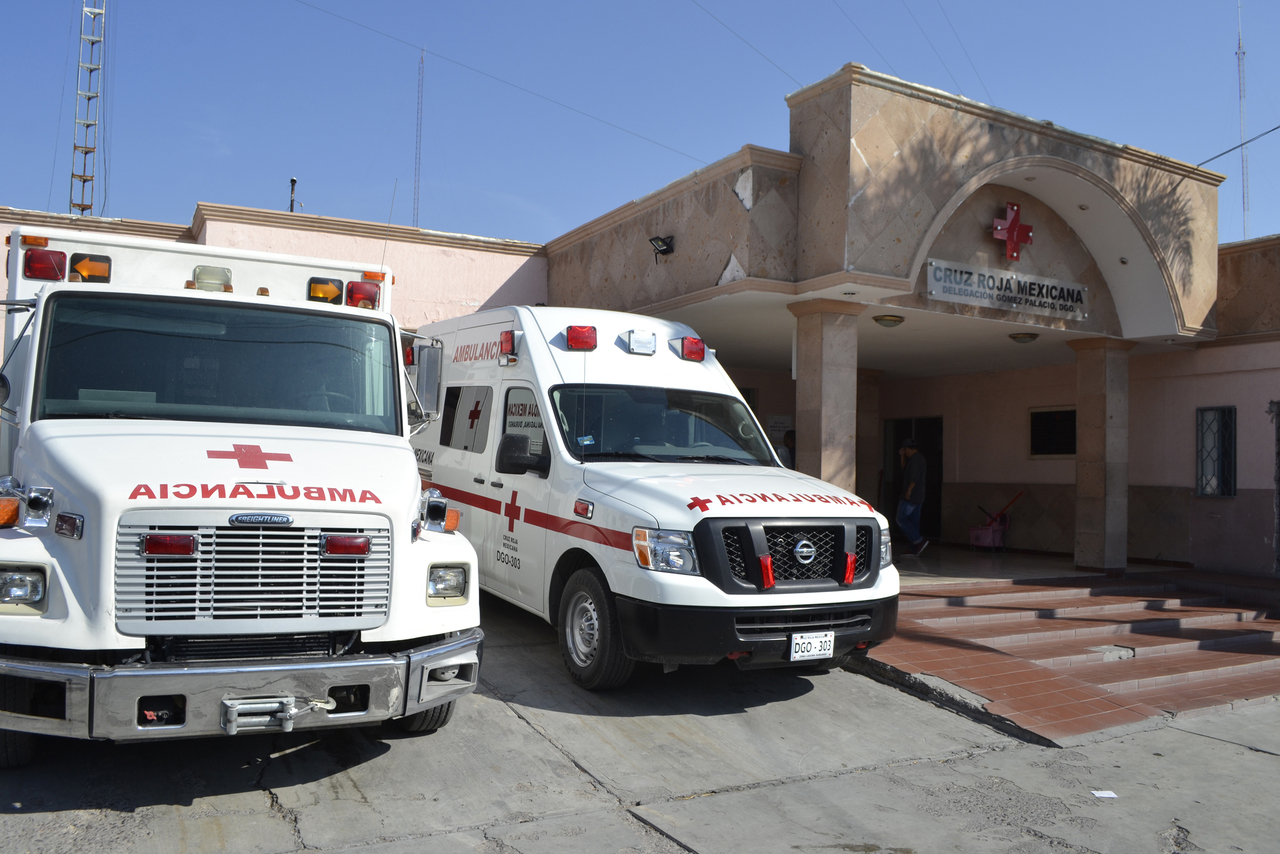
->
[[884, 417, 943, 541]]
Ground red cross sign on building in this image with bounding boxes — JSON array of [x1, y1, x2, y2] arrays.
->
[[207, 444, 293, 470], [993, 202, 1033, 260]]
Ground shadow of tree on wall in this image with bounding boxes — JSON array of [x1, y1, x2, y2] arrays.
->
[[1109, 165, 1199, 302]]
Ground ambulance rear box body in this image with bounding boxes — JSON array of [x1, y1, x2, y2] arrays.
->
[[411, 306, 897, 689]]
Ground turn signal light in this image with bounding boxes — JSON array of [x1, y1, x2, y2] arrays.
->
[[308, 277, 343, 304], [322, 535, 371, 556], [361, 271, 386, 283], [566, 325, 597, 351], [444, 508, 460, 532], [760, 554, 775, 589], [0, 498, 20, 528], [20, 236, 50, 247], [346, 280, 381, 310], [24, 249, 66, 281], [680, 336, 706, 362], [843, 552, 857, 584], [143, 534, 196, 556]]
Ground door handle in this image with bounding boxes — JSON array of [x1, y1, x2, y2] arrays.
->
[[490, 481, 504, 488], [473, 477, 485, 485]]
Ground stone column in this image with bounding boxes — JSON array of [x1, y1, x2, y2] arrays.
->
[[1068, 338, 1137, 572], [787, 300, 865, 491]]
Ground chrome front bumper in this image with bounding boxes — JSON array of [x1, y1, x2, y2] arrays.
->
[[0, 627, 482, 741]]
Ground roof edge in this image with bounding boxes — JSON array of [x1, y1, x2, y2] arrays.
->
[[0, 206, 193, 241]]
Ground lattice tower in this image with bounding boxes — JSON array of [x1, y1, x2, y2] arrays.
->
[[70, 0, 107, 216]]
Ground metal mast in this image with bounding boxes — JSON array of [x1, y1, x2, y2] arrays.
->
[[414, 51, 424, 228], [70, 0, 106, 216], [1237, 1, 1249, 239]]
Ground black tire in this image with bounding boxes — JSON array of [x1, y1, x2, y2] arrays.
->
[[392, 700, 455, 733], [557, 567, 635, 691], [803, 653, 850, 672], [0, 677, 35, 769]]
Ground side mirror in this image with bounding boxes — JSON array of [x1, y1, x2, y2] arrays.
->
[[0, 374, 8, 409], [496, 432, 550, 477], [413, 342, 442, 419]]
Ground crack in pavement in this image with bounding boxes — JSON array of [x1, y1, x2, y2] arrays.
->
[[1167, 725, 1280, 757], [253, 737, 307, 850]]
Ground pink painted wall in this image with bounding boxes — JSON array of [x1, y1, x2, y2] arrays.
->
[[198, 221, 547, 330], [1130, 342, 1280, 490], [880, 362, 1078, 485]]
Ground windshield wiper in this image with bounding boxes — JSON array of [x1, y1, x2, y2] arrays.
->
[[679, 454, 757, 465], [49, 411, 164, 420], [579, 451, 664, 462]]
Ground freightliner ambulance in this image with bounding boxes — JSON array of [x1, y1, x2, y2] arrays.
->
[[0, 226, 481, 767], [409, 306, 897, 690]]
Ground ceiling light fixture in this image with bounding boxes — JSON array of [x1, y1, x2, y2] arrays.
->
[[873, 315, 905, 328], [1009, 332, 1039, 344]]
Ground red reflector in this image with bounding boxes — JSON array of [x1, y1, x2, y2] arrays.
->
[[681, 336, 706, 361], [500, 330, 515, 355], [404, 345, 415, 366], [24, 248, 66, 281], [844, 552, 857, 584], [760, 554, 775, 589], [323, 535, 371, 556], [566, 325, 597, 350], [346, 280, 381, 310], [143, 534, 196, 556]]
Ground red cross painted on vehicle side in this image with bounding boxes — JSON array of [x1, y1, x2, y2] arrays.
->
[[207, 444, 293, 470], [504, 490, 522, 532]]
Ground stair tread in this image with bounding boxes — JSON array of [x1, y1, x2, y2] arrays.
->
[[906, 593, 1224, 624], [1119, 669, 1280, 715], [997, 621, 1280, 664], [909, 603, 1273, 644], [1067, 641, 1280, 687], [899, 580, 1174, 609]]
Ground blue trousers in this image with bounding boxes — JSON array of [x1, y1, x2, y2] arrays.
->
[[896, 499, 923, 544]]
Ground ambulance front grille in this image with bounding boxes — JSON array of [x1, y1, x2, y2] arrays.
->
[[115, 525, 391, 634], [722, 524, 874, 584]]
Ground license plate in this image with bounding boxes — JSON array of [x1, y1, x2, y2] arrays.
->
[[789, 630, 835, 662]]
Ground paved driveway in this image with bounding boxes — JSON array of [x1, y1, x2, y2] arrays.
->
[[1, 592, 1275, 853]]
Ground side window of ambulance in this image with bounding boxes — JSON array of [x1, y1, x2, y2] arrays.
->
[[438, 385, 492, 453], [503, 387, 546, 457]]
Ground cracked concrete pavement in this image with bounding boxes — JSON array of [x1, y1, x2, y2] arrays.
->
[[1, 592, 1276, 854]]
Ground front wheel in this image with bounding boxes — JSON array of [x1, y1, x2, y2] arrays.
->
[[558, 568, 635, 691], [391, 700, 454, 734]]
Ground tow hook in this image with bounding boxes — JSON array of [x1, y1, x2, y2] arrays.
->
[[221, 695, 338, 735]]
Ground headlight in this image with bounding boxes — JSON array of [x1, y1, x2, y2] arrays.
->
[[879, 529, 893, 569], [633, 528, 700, 575], [428, 565, 467, 598], [1, 570, 46, 604]]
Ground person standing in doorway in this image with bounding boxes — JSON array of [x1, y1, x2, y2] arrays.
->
[[779, 430, 797, 469], [897, 437, 928, 555]]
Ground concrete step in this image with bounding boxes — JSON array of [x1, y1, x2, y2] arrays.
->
[[933, 603, 1274, 647], [1068, 640, 1280, 694], [997, 620, 1280, 667], [1120, 668, 1280, 717], [905, 593, 1225, 628], [898, 580, 1176, 613]]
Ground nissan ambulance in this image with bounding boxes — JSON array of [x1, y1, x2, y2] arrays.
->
[[0, 226, 481, 767], [409, 306, 897, 690]]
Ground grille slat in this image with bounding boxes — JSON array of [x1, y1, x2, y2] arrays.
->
[[116, 525, 390, 629], [736, 608, 873, 637], [721, 524, 875, 584]]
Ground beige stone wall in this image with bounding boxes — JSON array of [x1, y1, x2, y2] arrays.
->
[[1217, 234, 1280, 336], [547, 149, 801, 311]]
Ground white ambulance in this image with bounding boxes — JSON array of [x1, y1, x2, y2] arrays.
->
[[0, 226, 481, 767], [409, 306, 898, 690]]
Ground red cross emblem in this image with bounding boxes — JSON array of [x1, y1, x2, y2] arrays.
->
[[993, 202, 1033, 260], [207, 444, 293, 470], [468, 401, 484, 429], [503, 490, 522, 532], [687, 496, 712, 512]]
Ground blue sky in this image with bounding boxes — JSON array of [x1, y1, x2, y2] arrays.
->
[[4, 1, 1277, 246]]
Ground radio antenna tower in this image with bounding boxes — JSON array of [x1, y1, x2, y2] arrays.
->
[[1237, 1, 1250, 239], [414, 50, 424, 228], [70, 0, 106, 216]]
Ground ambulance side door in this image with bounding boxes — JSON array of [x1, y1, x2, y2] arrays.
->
[[493, 381, 551, 611]]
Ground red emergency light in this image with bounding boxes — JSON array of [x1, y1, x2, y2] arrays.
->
[[322, 535, 371, 557], [500, 330, 516, 355], [143, 534, 196, 556], [346, 281, 381, 310], [24, 249, 66, 281], [680, 336, 706, 362], [843, 553, 857, 584], [566, 326, 597, 351], [759, 554, 775, 589], [404, 345, 415, 366]]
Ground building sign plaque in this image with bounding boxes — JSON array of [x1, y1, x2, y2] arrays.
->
[[927, 258, 1088, 321]]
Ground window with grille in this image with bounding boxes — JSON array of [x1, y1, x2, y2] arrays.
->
[[1196, 407, 1236, 497]]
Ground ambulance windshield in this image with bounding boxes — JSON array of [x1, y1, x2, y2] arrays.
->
[[550, 384, 775, 465], [35, 294, 399, 435]]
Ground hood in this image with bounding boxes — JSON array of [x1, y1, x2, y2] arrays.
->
[[582, 464, 882, 529], [16, 420, 417, 522]]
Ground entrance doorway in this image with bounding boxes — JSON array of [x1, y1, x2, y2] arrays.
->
[[884, 417, 943, 541]]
